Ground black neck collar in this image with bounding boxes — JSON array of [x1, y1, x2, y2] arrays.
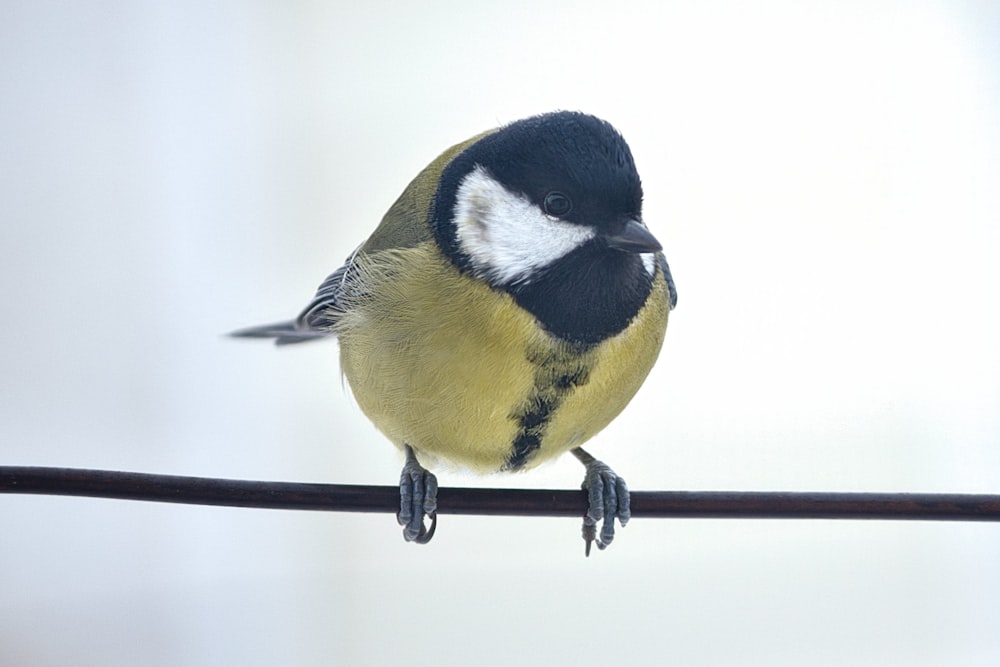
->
[[505, 241, 653, 346]]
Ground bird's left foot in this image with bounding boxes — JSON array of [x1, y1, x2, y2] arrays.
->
[[398, 445, 438, 544], [572, 448, 630, 556]]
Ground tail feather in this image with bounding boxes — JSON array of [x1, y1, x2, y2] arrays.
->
[[229, 320, 331, 346]]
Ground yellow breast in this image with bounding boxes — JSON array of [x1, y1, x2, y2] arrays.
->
[[335, 243, 669, 472]]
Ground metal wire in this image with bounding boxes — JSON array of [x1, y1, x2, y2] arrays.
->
[[3, 467, 999, 521]]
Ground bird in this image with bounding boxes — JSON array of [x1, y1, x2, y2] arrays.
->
[[232, 111, 677, 554]]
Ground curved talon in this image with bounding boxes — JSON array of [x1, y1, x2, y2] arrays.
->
[[397, 446, 438, 544], [582, 523, 597, 557], [413, 512, 437, 544], [573, 447, 630, 555]]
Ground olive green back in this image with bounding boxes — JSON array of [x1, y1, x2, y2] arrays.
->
[[361, 130, 495, 255]]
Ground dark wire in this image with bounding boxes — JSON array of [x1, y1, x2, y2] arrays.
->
[[2, 467, 1000, 521]]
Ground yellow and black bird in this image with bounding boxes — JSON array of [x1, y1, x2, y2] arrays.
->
[[233, 111, 676, 553]]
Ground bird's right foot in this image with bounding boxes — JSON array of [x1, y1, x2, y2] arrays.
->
[[397, 445, 438, 544]]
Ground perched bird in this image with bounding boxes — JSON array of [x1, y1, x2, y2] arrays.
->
[[233, 111, 676, 553]]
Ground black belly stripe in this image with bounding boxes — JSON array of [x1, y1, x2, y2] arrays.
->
[[505, 344, 592, 470]]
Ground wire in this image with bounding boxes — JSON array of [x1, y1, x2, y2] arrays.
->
[[2, 466, 999, 521]]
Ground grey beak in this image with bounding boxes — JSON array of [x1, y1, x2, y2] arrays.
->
[[605, 219, 662, 253]]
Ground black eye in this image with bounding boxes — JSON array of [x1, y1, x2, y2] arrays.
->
[[543, 191, 572, 217]]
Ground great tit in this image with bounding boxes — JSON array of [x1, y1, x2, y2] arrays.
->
[[233, 111, 677, 553]]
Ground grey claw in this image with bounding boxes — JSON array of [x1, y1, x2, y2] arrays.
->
[[397, 446, 438, 544], [579, 457, 630, 554], [582, 523, 597, 557]]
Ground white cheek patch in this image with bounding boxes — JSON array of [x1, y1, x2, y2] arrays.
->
[[452, 165, 596, 286], [641, 252, 656, 277]]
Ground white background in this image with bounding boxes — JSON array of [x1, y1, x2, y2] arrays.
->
[[3, 1, 999, 665]]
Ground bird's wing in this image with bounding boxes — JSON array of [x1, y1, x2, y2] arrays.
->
[[229, 245, 362, 345], [658, 253, 678, 310], [296, 245, 363, 332]]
